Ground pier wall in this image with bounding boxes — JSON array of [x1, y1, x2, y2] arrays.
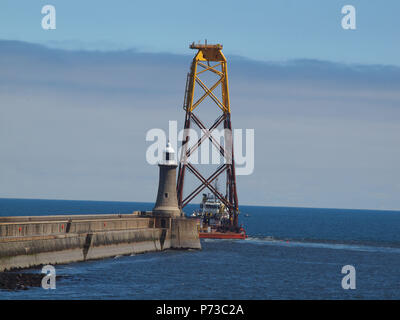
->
[[0, 214, 200, 271]]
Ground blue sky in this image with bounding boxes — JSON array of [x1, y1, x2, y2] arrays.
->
[[0, 1, 400, 210], [1, 0, 399, 65]]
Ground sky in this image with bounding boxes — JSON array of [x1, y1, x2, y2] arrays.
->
[[0, 0, 399, 65], [0, 1, 400, 210]]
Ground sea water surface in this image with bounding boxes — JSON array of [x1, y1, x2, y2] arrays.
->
[[0, 198, 399, 299]]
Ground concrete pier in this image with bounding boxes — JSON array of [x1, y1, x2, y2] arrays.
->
[[0, 143, 201, 271], [0, 213, 200, 271]]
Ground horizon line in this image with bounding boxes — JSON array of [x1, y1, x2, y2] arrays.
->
[[1, 196, 399, 213]]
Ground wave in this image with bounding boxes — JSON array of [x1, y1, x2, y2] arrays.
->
[[243, 236, 400, 254]]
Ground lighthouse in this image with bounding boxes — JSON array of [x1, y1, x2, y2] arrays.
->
[[153, 142, 181, 217]]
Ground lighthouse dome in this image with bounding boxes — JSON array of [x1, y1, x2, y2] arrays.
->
[[163, 141, 177, 165]]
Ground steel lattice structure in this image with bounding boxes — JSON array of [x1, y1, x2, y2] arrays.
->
[[177, 43, 239, 228]]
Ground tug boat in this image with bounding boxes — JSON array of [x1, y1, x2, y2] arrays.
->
[[191, 192, 247, 240]]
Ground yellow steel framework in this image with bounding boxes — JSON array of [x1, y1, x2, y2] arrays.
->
[[185, 43, 230, 114], [177, 42, 240, 230]]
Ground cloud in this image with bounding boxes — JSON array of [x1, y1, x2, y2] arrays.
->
[[1, 40, 400, 210]]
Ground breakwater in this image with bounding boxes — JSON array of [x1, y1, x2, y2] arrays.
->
[[0, 213, 200, 271]]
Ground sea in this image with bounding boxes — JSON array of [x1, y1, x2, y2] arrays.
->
[[0, 198, 399, 300]]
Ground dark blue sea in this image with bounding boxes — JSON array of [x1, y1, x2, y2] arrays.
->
[[0, 198, 399, 299]]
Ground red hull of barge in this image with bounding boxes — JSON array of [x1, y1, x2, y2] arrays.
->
[[199, 231, 248, 240]]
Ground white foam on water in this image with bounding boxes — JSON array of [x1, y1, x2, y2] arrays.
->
[[244, 236, 400, 254]]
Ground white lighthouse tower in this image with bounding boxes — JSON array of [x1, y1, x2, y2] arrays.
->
[[153, 142, 181, 217]]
